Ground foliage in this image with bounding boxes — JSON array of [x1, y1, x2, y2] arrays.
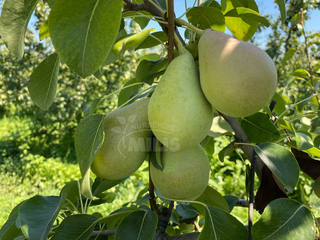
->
[[1, 0, 320, 239]]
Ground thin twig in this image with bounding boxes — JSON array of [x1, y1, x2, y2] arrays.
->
[[91, 229, 116, 237], [167, 0, 175, 63]]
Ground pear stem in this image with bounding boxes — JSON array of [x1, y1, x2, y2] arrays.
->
[[174, 33, 186, 55], [175, 18, 203, 36]]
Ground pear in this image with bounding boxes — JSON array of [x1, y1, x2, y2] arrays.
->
[[148, 49, 213, 151], [198, 29, 277, 117], [91, 98, 153, 180], [150, 144, 210, 201]]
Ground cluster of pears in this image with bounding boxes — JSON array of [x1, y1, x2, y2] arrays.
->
[[90, 29, 277, 201]]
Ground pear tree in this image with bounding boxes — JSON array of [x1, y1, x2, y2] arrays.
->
[[1, 0, 320, 240]]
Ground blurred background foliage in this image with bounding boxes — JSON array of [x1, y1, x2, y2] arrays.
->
[[1, 0, 320, 228]]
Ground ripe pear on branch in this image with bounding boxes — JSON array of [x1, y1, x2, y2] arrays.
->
[[150, 144, 210, 201], [91, 98, 152, 180], [198, 29, 277, 117], [148, 39, 213, 151]]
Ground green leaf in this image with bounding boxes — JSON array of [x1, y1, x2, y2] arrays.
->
[[122, 11, 151, 29], [304, 147, 320, 158], [208, 116, 234, 138], [204, 137, 215, 156], [313, 176, 320, 198], [240, 112, 280, 143], [19, 195, 61, 240], [46, 0, 58, 8], [93, 178, 124, 197], [136, 58, 168, 85], [0, 0, 39, 58], [60, 181, 80, 209], [48, 0, 122, 78], [223, 0, 259, 41], [112, 28, 155, 55], [75, 114, 105, 199], [136, 32, 168, 50], [223, 195, 239, 212], [218, 144, 234, 162], [99, 207, 140, 226], [39, 20, 50, 40], [0, 212, 22, 240], [118, 79, 141, 107], [254, 143, 299, 192], [272, 92, 287, 116], [28, 53, 60, 111], [115, 210, 157, 240], [200, 0, 221, 9], [83, 97, 103, 118], [293, 69, 310, 78], [275, 0, 286, 23], [198, 205, 248, 240], [224, 7, 269, 27], [281, 48, 295, 65], [176, 203, 199, 218], [186, 6, 225, 32], [51, 214, 98, 240], [252, 199, 315, 240], [295, 132, 314, 150], [277, 119, 294, 132], [193, 186, 230, 214]]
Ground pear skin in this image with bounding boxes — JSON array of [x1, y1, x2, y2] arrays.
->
[[148, 50, 213, 151], [199, 29, 277, 117], [91, 98, 152, 180], [150, 144, 210, 201]]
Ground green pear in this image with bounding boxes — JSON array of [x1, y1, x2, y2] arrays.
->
[[150, 144, 210, 201], [148, 49, 213, 151], [91, 98, 153, 180], [199, 29, 278, 117]]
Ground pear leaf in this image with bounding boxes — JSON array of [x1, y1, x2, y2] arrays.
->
[[136, 58, 168, 85], [186, 6, 225, 32], [272, 92, 287, 116], [0, 212, 21, 240], [48, 0, 122, 78], [136, 32, 168, 50], [193, 186, 230, 214], [19, 196, 62, 240], [39, 20, 50, 40], [112, 28, 155, 55], [118, 78, 142, 107], [51, 215, 98, 240], [28, 53, 60, 111], [295, 132, 314, 150], [224, 7, 269, 27], [275, 0, 286, 23], [240, 112, 280, 143], [223, 0, 259, 41], [115, 210, 157, 240], [254, 143, 299, 192], [0, 0, 38, 58], [75, 114, 105, 199], [198, 205, 248, 240], [252, 199, 315, 240], [209, 116, 234, 138]]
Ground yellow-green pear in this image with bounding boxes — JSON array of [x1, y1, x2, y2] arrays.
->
[[148, 49, 213, 151], [150, 144, 210, 201], [199, 29, 278, 117], [91, 98, 152, 180]]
